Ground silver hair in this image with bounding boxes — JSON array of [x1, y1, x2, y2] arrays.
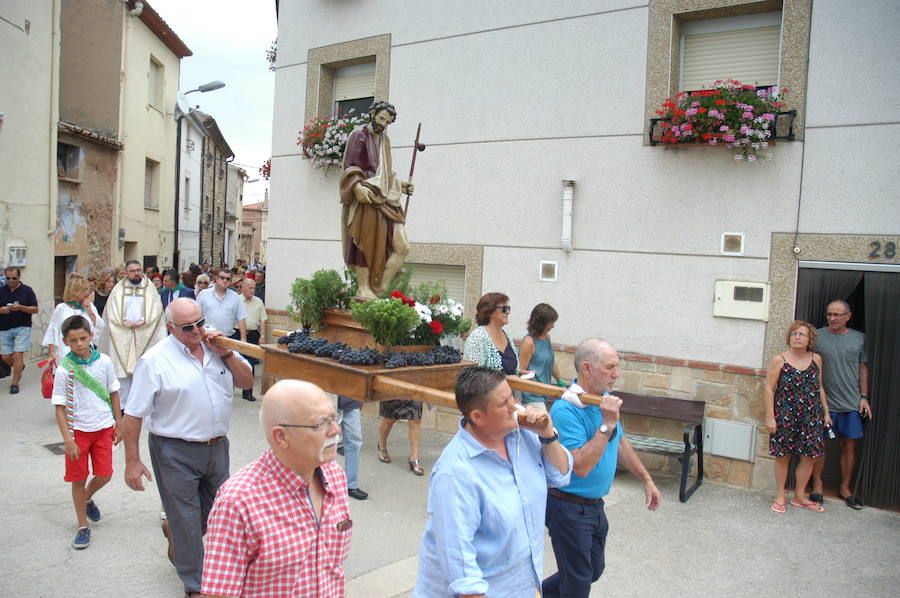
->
[[573, 338, 613, 375]]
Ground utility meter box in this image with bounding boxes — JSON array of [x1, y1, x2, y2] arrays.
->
[[713, 280, 769, 321]]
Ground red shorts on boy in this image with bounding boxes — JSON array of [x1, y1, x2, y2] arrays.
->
[[65, 426, 114, 482]]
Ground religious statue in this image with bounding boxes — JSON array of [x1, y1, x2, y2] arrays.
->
[[339, 100, 415, 299]]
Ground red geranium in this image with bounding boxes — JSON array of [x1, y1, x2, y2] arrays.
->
[[390, 290, 404, 299], [429, 320, 444, 335]]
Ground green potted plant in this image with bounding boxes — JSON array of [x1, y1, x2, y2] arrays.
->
[[350, 296, 421, 350], [287, 269, 351, 331]]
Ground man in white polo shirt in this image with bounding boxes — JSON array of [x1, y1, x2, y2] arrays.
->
[[196, 269, 246, 343], [122, 298, 253, 598]]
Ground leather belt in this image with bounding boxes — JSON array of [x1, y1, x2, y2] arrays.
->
[[185, 436, 226, 446], [549, 488, 600, 505]]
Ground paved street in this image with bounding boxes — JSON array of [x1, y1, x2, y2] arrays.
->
[[2, 365, 898, 597]]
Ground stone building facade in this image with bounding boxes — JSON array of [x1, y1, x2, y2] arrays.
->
[[196, 110, 233, 266]]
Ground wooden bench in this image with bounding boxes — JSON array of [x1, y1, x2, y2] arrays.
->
[[617, 392, 705, 503]]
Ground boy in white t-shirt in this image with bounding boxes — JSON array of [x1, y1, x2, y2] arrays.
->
[[51, 315, 121, 549]]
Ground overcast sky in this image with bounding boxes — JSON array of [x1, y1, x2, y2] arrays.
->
[[149, 0, 277, 205]]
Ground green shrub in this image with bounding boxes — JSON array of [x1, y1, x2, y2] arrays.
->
[[351, 297, 420, 349], [287, 269, 350, 330]]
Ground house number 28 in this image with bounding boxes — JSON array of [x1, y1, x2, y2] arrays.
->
[[868, 240, 897, 260]]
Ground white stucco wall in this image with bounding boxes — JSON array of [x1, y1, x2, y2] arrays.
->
[[177, 114, 204, 269], [0, 0, 60, 355], [269, 0, 898, 368], [799, 0, 900, 235]]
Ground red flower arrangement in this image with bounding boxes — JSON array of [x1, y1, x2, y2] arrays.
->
[[653, 80, 788, 162]]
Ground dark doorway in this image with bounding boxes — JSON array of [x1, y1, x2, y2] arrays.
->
[[796, 265, 900, 510]]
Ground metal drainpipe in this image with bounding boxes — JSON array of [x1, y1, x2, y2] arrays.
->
[[47, 0, 61, 237], [561, 180, 575, 253], [172, 115, 182, 269]]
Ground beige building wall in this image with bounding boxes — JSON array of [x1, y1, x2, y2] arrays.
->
[[0, 0, 60, 357], [115, 9, 181, 269]]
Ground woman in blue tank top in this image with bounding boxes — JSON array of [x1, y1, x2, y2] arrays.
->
[[519, 303, 564, 410]]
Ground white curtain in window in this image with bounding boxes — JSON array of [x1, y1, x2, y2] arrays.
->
[[682, 25, 781, 91]]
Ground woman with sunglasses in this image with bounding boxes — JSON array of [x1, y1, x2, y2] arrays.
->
[[194, 274, 211, 292], [462, 292, 520, 375]]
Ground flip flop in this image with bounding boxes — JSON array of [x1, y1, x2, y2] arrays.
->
[[771, 501, 786, 514], [790, 499, 825, 513], [842, 495, 863, 510], [809, 493, 824, 505]]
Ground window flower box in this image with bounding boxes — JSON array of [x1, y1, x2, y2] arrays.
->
[[648, 80, 796, 162]]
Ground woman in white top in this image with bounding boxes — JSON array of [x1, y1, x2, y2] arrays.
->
[[43, 273, 105, 362]]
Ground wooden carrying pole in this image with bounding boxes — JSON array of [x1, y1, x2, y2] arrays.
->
[[506, 375, 610, 408], [211, 335, 265, 360]]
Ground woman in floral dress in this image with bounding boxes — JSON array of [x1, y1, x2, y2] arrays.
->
[[764, 320, 832, 513]]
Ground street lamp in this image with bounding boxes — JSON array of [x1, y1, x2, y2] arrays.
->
[[185, 80, 225, 95], [174, 80, 226, 269]]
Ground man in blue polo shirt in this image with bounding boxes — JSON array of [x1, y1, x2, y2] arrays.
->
[[0, 267, 40, 394], [543, 338, 660, 598]]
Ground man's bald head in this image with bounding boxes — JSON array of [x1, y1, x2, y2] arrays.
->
[[260, 379, 329, 435], [167, 297, 201, 323], [261, 380, 340, 477]]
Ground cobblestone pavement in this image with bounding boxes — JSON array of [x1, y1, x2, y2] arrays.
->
[[2, 365, 898, 597]]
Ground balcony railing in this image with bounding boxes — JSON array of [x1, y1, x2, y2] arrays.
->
[[648, 110, 797, 146]]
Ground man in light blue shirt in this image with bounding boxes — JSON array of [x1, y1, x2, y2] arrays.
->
[[414, 367, 572, 598], [195, 270, 246, 342]]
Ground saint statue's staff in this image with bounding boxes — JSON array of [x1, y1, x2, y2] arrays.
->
[[404, 123, 426, 216]]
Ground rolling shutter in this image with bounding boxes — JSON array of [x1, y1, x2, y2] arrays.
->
[[334, 71, 375, 101], [681, 25, 781, 91], [407, 263, 466, 304]]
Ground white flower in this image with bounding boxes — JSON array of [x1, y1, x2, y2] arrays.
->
[[413, 302, 432, 323]]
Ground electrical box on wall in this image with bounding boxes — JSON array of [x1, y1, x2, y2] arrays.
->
[[713, 280, 769, 321], [7, 244, 26, 267], [704, 418, 757, 462]]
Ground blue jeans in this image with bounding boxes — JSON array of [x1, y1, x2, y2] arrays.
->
[[340, 407, 362, 490], [542, 495, 609, 598]]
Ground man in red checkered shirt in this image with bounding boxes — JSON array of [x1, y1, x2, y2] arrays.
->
[[202, 380, 353, 597]]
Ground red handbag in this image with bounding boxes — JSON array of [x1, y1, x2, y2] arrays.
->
[[38, 359, 55, 399]]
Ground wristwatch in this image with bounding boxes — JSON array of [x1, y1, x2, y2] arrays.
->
[[599, 423, 617, 440], [539, 428, 560, 445], [221, 350, 235, 360]]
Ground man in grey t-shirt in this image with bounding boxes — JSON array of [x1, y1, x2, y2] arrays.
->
[[811, 300, 871, 510]]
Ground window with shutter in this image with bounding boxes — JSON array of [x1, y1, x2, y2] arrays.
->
[[333, 63, 376, 117], [406, 264, 467, 304], [680, 12, 782, 91]]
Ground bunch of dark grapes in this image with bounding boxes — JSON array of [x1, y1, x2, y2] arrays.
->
[[288, 337, 327, 354], [338, 348, 382, 366], [405, 352, 436, 367], [431, 346, 462, 364], [278, 330, 309, 345], [383, 352, 408, 369], [314, 342, 349, 358]]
